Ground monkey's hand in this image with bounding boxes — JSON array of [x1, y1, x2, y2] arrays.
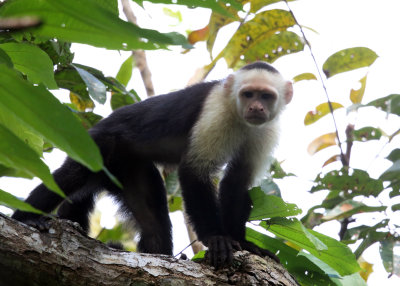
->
[[203, 235, 241, 269], [239, 240, 280, 263], [12, 212, 53, 232]]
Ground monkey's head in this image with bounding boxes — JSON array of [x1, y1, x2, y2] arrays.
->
[[225, 62, 293, 126]]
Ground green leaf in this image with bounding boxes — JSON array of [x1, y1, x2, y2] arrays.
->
[[110, 93, 136, 111], [311, 168, 384, 197], [298, 252, 367, 286], [163, 7, 183, 23], [0, 65, 103, 172], [262, 217, 360, 276], [116, 55, 134, 87], [323, 47, 378, 78], [342, 219, 389, 241], [102, 167, 122, 189], [387, 149, 400, 162], [380, 160, 400, 182], [301, 209, 323, 229], [367, 94, 400, 116], [322, 199, 386, 221], [292, 72, 317, 83], [58, 64, 140, 110], [355, 231, 388, 259], [0, 189, 44, 214], [165, 170, 180, 196], [0, 109, 43, 156], [73, 111, 103, 130], [0, 47, 13, 68], [269, 160, 295, 179], [353, 127, 382, 142], [265, 217, 328, 251], [192, 250, 206, 261], [72, 64, 106, 104], [259, 179, 281, 196], [246, 228, 339, 285], [73, 64, 136, 97], [0, 42, 57, 89], [304, 102, 344, 125], [222, 10, 298, 68], [0, 124, 64, 197], [380, 237, 400, 276], [55, 67, 91, 103], [249, 186, 301, 220], [0, 164, 30, 178], [168, 196, 182, 212], [133, 0, 242, 17], [0, 0, 189, 50], [334, 273, 367, 286], [38, 40, 74, 66], [97, 0, 119, 15], [96, 224, 125, 244], [392, 204, 400, 212]]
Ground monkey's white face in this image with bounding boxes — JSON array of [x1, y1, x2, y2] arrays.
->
[[232, 70, 293, 126]]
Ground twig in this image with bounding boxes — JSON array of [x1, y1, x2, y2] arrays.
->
[[283, 0, 346, 165], [121, 0, 155, 97], [174, 240, 198, 258]]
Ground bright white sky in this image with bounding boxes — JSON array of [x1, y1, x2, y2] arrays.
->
[[1, 0, 400, 284]]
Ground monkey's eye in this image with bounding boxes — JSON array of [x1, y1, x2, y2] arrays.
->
[[242, 91, 253, 98], [261, 93, 274, 100]]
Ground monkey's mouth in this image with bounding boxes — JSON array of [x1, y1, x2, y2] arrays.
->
[[245, 115, 268, 125]]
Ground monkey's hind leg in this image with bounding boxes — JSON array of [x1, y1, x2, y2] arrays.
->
[[57, 192, 97, 232], [114, 161, 173, 255], [12, 158, 93, 230]]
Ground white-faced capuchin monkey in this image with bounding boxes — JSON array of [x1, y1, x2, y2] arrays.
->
[[12, 62, 293, 268]]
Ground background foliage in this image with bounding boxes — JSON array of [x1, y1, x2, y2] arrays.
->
[[0, 0, 399, 285]]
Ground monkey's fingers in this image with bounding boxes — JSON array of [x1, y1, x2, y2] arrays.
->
[[231, 239, 242, 251], [22, 216, 52, 232], [205, 235, 234, 269]]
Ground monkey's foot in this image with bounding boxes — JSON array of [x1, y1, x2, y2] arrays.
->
[[239, 240, 280, 263], [203, 235, 241, 269], [12, 213, 53, 232]]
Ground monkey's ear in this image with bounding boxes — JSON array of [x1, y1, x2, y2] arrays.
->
[[284, 81, 293, 104], [223, 74, 235, 93]]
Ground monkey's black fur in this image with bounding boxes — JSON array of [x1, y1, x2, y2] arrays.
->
[[12, 62, 282, 267]]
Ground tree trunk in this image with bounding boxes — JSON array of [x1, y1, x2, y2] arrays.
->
[[0, 213, 299, 286]]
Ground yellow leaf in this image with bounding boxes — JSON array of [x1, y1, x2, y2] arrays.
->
[[322, 154, 341, 167], [222, 9, 298, 68], [188, 25, 209, 45], [293, 72, 317, 83], [358, 257, 373, 281], [206, 3, 241, 54], [350, 74, 368, 104], [285, 241, 302, 251], [304, 102, 343, 125], [307, 133, 337, 155], [70, 92, 94, 112]]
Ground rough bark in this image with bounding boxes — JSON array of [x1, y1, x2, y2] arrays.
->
[[0, 213, 299, 286]]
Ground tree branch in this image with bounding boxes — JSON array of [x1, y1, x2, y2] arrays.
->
[[0, 214, 299, 286], [121, 0, 155, 97]]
